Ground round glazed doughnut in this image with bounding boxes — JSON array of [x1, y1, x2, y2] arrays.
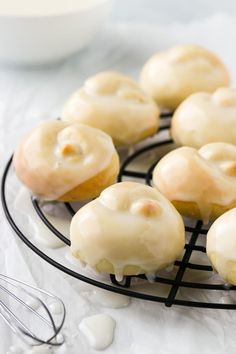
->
[[171, 88, 236, 148], [207, 208, 236, 285], [70, 181, 185, 277], [62, 71, 160, 146], [13, 121, 119, 201], [140, 44, 230, 110], [153, 142, 236, 224]]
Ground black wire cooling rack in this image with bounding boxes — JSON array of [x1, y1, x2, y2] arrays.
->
[[2, 114, 236, 309]]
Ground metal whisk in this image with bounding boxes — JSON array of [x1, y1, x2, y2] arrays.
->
[[0, 274, 66, 346]]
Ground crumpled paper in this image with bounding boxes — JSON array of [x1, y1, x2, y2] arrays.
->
[[1, 15, 236, 354]]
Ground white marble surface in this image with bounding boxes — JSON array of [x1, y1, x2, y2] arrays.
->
[[2, 16, 236, 354]]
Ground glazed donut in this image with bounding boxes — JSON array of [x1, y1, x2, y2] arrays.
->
[[207, 208, 236, 285], [13, 121, 119, 201], [62, 71, 160, 146], [171, 88, 236, 148], [153, 142, 236, 224], [70, 181, 185, 277], [140, 44, 230, 110]]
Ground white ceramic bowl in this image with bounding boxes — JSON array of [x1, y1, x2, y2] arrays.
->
[[0, 0, 112, 65]]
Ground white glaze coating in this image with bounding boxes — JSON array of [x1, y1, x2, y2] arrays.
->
[[14, 121, 116, 200], [206, 208, 236, 284], [70, 182, 185, 277], [55, 333, 64, 344], [14, 187, 66, 249], [62, 71, 160, 145], [172, 88, 236, 148], [207, 208, 236, 261], [24, 346, 52, 354], [140, 45, 230, 110], [48, 302, 63, 315], [79, 314, 116, 350], [145, 271, 157, 283], [65, 250, 86, 268], [153, 143, 236, 222]]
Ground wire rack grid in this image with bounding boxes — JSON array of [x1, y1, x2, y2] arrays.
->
[[2, 114, 236, 309]]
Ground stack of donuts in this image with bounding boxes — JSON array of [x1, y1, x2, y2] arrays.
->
[[14, 44, 236, 285]]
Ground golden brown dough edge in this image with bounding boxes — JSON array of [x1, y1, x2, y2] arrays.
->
[[72, 251, 171, 276], [59, 152, 119, 201], [14, 146, 119, 201], [172, 200, 236, 221]]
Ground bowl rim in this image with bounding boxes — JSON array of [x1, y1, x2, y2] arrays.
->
[[0, 0, 112, 20]]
